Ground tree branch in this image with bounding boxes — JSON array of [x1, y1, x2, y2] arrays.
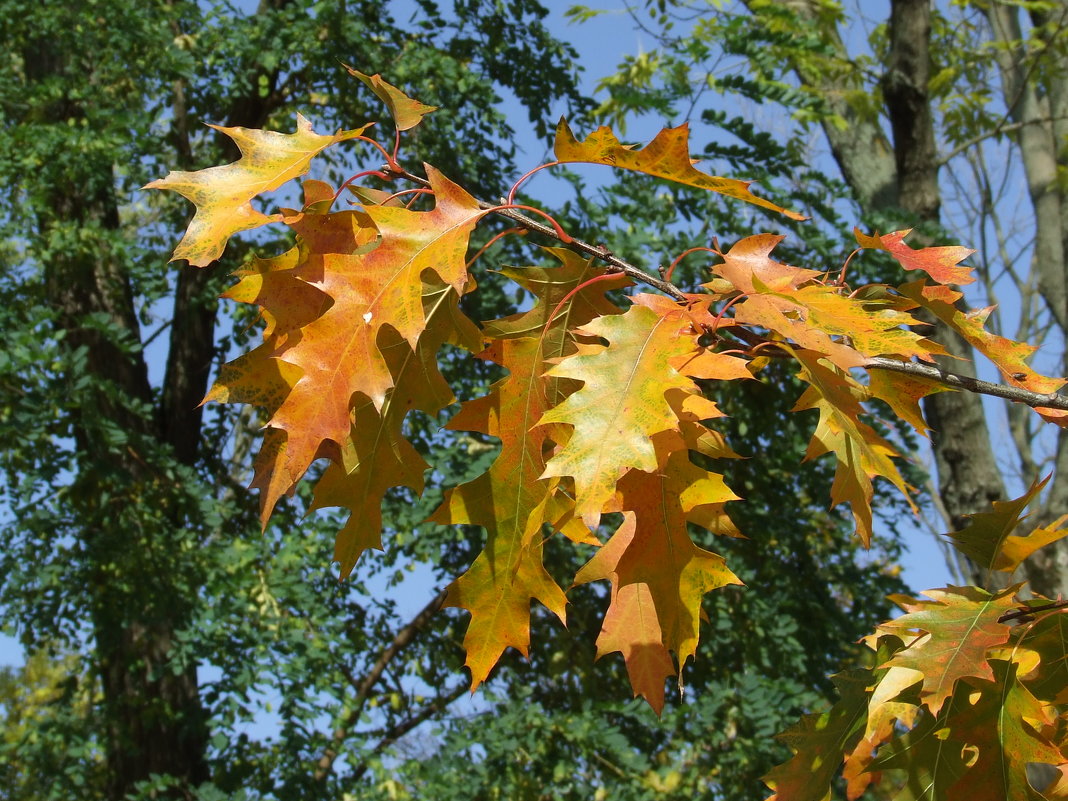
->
[[348, 682, 468, 781], [865, 356, 1068, 412], [313, 589, 447, 781], [383, 165, 1068, 416]]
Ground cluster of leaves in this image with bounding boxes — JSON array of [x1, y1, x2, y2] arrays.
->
[[769, 476, 1068, 800], [148, 71, 1068, 797]]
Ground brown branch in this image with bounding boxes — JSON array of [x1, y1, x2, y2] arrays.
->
[[864, 356, 1068, 412], [313, 589, 447, 781], [348, 682, 468, 781], [998, 599, 1068, 623]]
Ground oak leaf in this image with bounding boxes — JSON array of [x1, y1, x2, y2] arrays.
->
[[344, 66, 437, 131], [554, 120, 806, 220], [432, 253, 627, 688], [762, 671, 869, 801], [947, 475, 1068, 573], [540, 298, 739, 527], [944, 661, 1064, 801], [855, 229, 976, 286], [145, 114, 368, 266], [877, 586, 1017, 715], [792, 349, 914, 545], [264, 168, 484, 506]]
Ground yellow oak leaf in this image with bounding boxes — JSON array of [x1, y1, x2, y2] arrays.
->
[[555, 120, 806, 220], [146, 114, 368, 266], [792, 349, 914, 546], [344, 66, 437, 131]]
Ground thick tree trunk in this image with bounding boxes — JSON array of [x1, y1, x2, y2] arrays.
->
[[26, 38, 213, 796], [43, 189, 212, 798]]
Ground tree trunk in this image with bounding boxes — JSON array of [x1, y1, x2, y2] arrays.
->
[[981, 0, 1068, 596], [883, 0, 1008, 589], [766, 0, 1009, 586], [42, 187, 212, 798]]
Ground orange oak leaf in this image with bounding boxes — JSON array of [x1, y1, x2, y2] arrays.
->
[[145, 114, 368, 266], [554, 120, 806, 220], [899, 280, 1066, 396], [855, 228, 976, 286], [877, 586, 1018, 715], [707, 234, 822, 295], [613, 446, 742, 665], [262, 168, 484, 510], [219, 247, 328, 342], [573, 440, 742, 711], [573, 513, 676, 714], [792, 349, 914, 545], [309, 282, 482, 577], [712, 236, 940, 369], [344, 66, 437, 131]]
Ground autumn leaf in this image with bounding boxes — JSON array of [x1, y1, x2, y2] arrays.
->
[[1015, 608, 1068, 706], [762, 670, 870, 801], [554, 119, 806, 220], [842, 638, 922, 800], [432, 253, 626, 688], [574, 513, 676, 714], [615, 443, 741, 659], [540, 297, 737, 527], [145, 114, 368, 266], [309, 282, 482, 577], [866, 697, 968, 801], [947, 474, 1068, 573], [855, 229, 976, 286], [877, 586, 1018, 715], [262, 168, 484, 508], [867, 370, 954, 438], [792, 349, 914, 545], [344, 66, 437, 131], [944, 661, 1064, 801], [713, 236, 940, 370], [899, 280, 1066, 397]]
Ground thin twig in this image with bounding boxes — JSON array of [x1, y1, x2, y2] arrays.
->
[[313, 589, 447, 781], [383, 165, 1068, 415], [349, 683, 467, 781]]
